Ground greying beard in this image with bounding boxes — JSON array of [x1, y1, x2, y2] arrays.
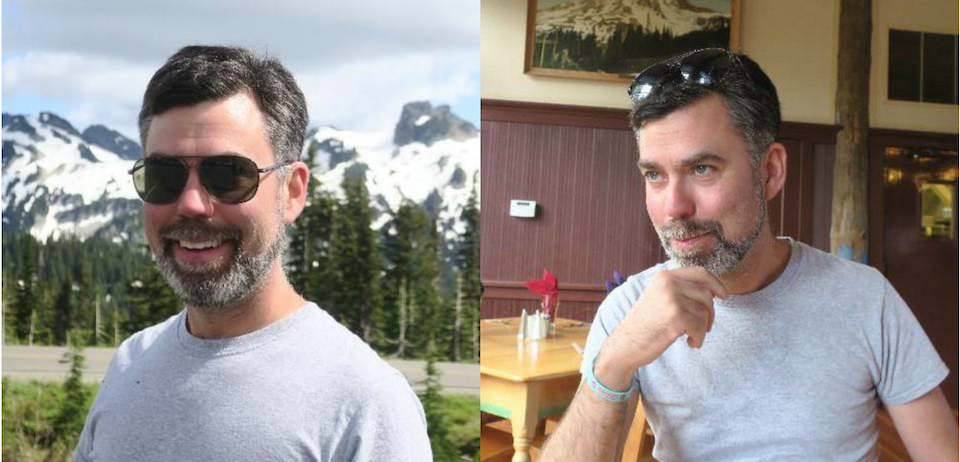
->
[[154, 213, 288, 313], [656, 175, 767, 277]]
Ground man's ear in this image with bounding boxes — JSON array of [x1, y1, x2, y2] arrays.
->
[[283, 161, 309, 224], [761, 143, 787, 201]]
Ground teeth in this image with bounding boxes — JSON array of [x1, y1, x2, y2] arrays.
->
[[179, 240, 221, 250]]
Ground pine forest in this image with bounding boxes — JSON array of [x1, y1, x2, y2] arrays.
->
[[1, 166, 481, 365]]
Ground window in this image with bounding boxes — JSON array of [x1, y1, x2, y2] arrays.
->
[[888, 29, 959, 105], [919, 182, 956, 239]]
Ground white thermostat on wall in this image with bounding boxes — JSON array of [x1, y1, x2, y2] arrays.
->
[[510, 200, 537, 218]]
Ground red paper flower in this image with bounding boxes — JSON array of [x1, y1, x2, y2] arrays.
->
[[525, 269, 559, 320]]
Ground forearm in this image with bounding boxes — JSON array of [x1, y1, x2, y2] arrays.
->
[[541, 345, 639, 462], [540, 381, 631, 462]]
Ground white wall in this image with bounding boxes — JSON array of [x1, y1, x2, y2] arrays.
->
[[481, 0, 958, 134]]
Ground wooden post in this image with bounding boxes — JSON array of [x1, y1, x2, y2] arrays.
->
[[831, 0, 872, 263]]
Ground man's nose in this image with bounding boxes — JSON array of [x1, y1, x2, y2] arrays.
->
[[176, 170, 215, 218], [662, 180, 695, 220]]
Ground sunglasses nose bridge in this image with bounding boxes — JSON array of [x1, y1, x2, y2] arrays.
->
[[175, 165, 217, 216]]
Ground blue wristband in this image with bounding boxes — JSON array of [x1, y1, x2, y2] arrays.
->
[[585, 355, 637, 402]]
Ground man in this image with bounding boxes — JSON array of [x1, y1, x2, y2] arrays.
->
[[541, 49, 957, 461], [74, 46, 432, 461]]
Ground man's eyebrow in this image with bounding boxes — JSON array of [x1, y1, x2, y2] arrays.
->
[[637, 158, 660, 171], [678, 152, 727, 168], [146, 151, 246, 157], [637, 152, 727, 171]]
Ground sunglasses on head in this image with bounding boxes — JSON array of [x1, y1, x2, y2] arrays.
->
[[628, 48, 744, 105], [129, 155, 293, 205]]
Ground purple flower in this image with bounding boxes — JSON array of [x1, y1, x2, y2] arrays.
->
[[604, 280, 617, 294], [613, 271, 625, 286]]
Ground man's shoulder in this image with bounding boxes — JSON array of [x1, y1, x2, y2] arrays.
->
[[299, 305, 411, 390], [112, 311, 182, 371], [297, 306, 426, 434], [792, 240, 886, 289]]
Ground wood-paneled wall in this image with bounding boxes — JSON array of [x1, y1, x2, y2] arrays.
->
[[480, 99, 839, 321], [480, 100, 957, 404]]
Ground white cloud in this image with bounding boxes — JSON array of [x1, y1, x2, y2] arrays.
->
[[3, 0, 479, 69], [3, 52, 152, 137], [2, 0, 479, 136], [2, 48, 478, 137], [300, 51, 478, 131]]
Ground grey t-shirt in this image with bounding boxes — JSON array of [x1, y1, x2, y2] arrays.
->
[[74, 303, 432, 461], [582, 239, 948, 461]]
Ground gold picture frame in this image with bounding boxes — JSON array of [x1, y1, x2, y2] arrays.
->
[[524, 0, 742, 83]]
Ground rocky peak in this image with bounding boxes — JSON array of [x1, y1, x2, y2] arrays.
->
[[393, 101, 478, 147], [2, 113, 41, 141], [39, 112, 81, 137], [82, 125, 143, 160]]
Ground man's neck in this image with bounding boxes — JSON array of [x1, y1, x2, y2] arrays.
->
[[719, 229, 792, 295], [184, 263, 308, 339]]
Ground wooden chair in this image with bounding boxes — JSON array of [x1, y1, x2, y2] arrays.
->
[[480, 416, 551, 461], [480, 423, 515, 462]]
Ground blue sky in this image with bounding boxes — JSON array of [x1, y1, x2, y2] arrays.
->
[[2, 0, 480, 140]]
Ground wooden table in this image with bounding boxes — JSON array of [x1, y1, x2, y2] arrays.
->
[[480, 317, 591, 462]]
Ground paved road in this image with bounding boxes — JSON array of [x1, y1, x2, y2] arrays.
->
[[2, 345, 479, 395]]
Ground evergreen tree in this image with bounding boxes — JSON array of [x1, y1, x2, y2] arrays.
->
[[52, 280, 74, 345], [75, 260, 100, 345], [329, 177, 382, 341], [455, 176, 481, 362], [381, 201, 442, 358], [11, 235, 41, 343], [2, 268, 15, 343], [419, 342, 457, 461], [288, 143, 337, 307], [288, 142, 318, 297], [124, 260, 182, 335], [52, 345, 89, 446]]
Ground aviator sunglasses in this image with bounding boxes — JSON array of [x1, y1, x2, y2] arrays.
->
[[129, 155, 293, 205], [628, 48, 744, 104]]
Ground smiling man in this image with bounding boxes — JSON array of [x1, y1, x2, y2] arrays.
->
[[73, 46, 431, 461], [541, 49, 957, 461]]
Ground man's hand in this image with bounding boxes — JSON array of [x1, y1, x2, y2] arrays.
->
[[595, 267, 728, 389], [540, 267, 727, 462]]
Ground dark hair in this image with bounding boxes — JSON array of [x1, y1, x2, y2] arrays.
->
[[629, 51, 781, 165], [138, 45, 308, 164]]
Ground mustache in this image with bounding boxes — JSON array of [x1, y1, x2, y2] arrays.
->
[[159, 219, 242, 242], [659, 219, 723, 240]]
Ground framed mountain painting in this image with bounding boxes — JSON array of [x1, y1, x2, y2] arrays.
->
[[524, 0, 741, 83]]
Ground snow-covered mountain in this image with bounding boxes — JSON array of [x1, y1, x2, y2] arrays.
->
[[536, 0, 728, 44], [2, 112, 142, 242], [307, 101, 479, 243], [1, 101, 479, 244]]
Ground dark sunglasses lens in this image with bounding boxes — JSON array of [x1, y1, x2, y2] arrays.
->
[[200, 156, 259, 204], [630, 62, 672, 103], [134, 157, 187, 204], [680, 49, 732, 85]]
